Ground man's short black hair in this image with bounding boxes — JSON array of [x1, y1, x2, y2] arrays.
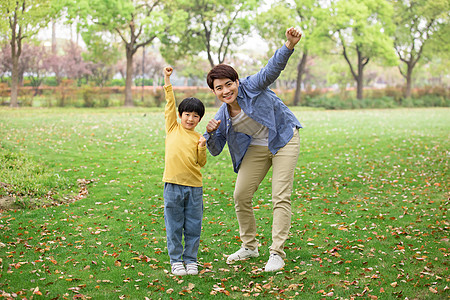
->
[[207, 64, 239, 90], [178, 97, 205, 119]]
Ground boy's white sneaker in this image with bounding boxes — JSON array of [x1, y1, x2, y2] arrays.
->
[[226, 247, 259, 264], [171, 262, 187, 276], [186, 262, 199, 275], [264, 253, 285, 272]]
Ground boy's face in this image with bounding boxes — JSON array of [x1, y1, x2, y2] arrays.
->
[[212, 78, 239, 105], [180, 111, 201, 131]]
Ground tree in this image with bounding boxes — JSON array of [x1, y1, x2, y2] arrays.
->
[[1, 42, 48, 90], [82, 35, 121, 87], [391, 0, 450, 98], [134, 47, 165, 86], [62, 41, 92, 85], [68, 0, 179, 106], [160, 0, 262, 68], [25, 43, 49, 95], [317, 0, 397, 99], [114, 47, 165, 88], [45, 52, 65, 86], [0, 0, 55, 107], [257, 0, 321, 105]]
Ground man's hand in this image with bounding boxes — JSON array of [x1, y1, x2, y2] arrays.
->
[[285, 27, 302, 50], [206, 119, 221, 133], [198, 136, 206, 147]]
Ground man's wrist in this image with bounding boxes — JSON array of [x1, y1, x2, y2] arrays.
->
[[285, 40, 296, 50]]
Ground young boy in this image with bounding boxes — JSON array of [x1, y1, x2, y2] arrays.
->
[[162, 66, 206, 276]]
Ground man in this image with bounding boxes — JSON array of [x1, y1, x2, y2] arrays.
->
[[204, 27, 302, 272]]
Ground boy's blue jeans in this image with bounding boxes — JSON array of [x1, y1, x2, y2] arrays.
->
[[163, 182, 203, 265]]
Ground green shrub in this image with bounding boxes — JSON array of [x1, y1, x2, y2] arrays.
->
[[276, 90, 295, 105], [304, 95, 399, 110], [191, 91, 217, 107], [108, 78, 126, 86], [383, 87, 404, 104], [305, 96, 345, 110], [20, 96, 34, 107], [366, 88, 385, 99], [43, 77, 59, 86], [364, 96, 397, 108], [134, 78, 154, 86], [97, 94, 110, 107], [81, 86, 95, 107], [418, 94, 449, 107]]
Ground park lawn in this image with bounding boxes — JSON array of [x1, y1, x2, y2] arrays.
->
[[0, 107, 448, 299]]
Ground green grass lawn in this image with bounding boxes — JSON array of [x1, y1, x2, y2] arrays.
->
[[0, 107, 448, 299]]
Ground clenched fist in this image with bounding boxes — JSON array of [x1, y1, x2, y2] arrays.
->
[[285, 27, 302, 50], [206, 119, 221, 133], [198, 135, 206, 147], [164, 67, 173, 77]]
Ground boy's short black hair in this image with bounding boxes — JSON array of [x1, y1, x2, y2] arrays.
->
[[178, 97, 205, 119], [206, 64, 239, 90]]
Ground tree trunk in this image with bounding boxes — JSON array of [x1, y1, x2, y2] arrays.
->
[[356, 73, 363, 100], [405, 64, 413, 98], [356, 50, 365, 100], [342, 43, 366, 100], [9, 7, 21, 108], [52, 19, 56, 54], [293, 52, 308, 106], [10, 55, 19, 107], [124, 46, 134, 107]]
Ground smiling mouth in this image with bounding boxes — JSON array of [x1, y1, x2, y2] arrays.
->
[[224, 93, 233, 100]]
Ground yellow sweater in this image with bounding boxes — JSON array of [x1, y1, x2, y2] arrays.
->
[[163, 85, 206, 187]]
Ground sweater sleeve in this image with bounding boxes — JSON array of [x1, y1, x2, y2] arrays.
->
[[197, 145, 207, 167], [164, 85, 177, 133]]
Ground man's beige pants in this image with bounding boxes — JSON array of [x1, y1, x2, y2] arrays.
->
[[233, 129, 300, 258]]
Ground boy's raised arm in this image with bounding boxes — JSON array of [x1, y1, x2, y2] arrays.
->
[[164, 66, 177, 133]]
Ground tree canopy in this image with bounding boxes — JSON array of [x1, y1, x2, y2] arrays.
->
[[160, 0, 262, 68]]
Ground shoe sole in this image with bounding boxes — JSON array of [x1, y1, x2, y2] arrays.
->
[[226, 254, 259, 264], [172, 272, 187, 276], [264, 265, 285, 272], [264, 261, 285, 272]]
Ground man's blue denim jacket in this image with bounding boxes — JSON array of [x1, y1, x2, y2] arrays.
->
[[204, 44, 302, 173]]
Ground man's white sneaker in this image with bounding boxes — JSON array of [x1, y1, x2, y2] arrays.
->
[[226, 247, 259, 264], [171, 262, 187, 276], [264, 254, 285, 272], [186, 263, 199, 275]]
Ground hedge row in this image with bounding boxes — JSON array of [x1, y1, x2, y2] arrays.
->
[[1, 85, 448, 109]]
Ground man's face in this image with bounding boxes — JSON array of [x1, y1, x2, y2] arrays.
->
[[179, 111, 201, 131], [212, 78, 239, 105]]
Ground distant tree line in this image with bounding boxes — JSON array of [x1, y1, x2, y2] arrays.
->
[[0, 0, 449, 107]]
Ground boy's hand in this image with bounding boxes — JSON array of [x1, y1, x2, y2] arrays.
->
[[164, 66, 173, 77], [198, 136, 206, 147], [285, 27, 302, 50], [206, 119, 221, 133]]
